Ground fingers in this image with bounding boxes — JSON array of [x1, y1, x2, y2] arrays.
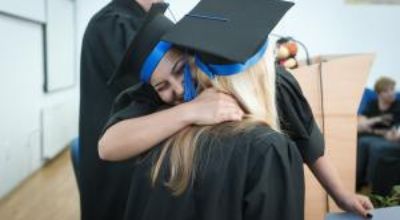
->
[[217, 106, 244, 122], [217, 95, 244, 115], [351, 195, 373, 219], [381, 114, 394, 125], [199, 88, 239, 101], [357, 195, 374, 210], [204, 90, 244, 115], [200, 88, 237, 103], [193, 89, 245, 124], [218, 113, 242, 123], [215, 99, 244, 122], [219, 100, 244, 114], [352, 199, 370, 218]]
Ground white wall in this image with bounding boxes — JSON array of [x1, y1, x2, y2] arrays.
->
[[0, 13, 43, 198], [46, 0, 76, 91], [0, 0, 114, 199], [74, 0, 196, 67], [75, 0, 110, 77], [273, 0, 400, 88], [0, 0, 79, 198], [166, 0, 198, 20], [168, 0, 400, 88], [1, 0, 188, 199], [0, 0, 46, 22]]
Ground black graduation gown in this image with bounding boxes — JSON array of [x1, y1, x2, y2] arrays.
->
[[101, 67, 323, 219], [79, 0, 148, 219], [104, 67, 325, 165], [123, 125, 304, 220], [275, 66, 325, 164]]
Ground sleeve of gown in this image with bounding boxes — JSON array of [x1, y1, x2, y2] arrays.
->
[[243, 133, 304, 220], [87, 15, 142, 91], [276, 66, 325, 165], [102, 83, 161, 134]]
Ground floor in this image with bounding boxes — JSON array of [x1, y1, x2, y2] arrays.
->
[[0, 149, 80, 220]]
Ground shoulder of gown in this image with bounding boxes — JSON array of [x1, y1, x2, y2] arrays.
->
[[276, 66, 325, 164], [240, 125, 305, 220], [102, 83, 161, 134], [81, 6, 145, 92]]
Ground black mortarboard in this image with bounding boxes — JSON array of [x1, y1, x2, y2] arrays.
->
[[108, 3, 174, 86], [162, 0, 294, 65]]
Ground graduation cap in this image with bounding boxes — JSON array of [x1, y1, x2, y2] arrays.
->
[[108, 3, 175, 86], [162, 0, 294, 79]]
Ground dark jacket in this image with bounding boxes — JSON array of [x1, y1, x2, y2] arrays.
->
[[79, 0, 148, 219]]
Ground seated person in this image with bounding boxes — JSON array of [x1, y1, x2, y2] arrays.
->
[[100, 1, 373, 218], [357, 76, 400, 189]]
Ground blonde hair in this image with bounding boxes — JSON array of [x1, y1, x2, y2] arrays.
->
[[151, 51, 280, 195]]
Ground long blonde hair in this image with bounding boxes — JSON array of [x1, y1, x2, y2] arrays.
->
[[151, 51, 279, 195]]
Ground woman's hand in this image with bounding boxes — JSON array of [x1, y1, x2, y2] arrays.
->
[[384, 128, 400, 142], [335, 192, 374, 218], [183, 88, 244, 125], [377, 114, 393, 126], [99, 88, 244, 161], [309, 156, 374, 218]]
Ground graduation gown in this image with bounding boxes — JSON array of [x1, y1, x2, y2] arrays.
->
[[104, 67, 325, 165], [123, 125, 304, 220], [275, 66, 325, 164], [102, 67, 323, 219], [79, 0, 148, 219]]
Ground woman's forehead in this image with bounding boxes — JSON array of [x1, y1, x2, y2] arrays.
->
[[164, 48, 183, 63], [159, 50, 183, 72], [151, 48, 184, 84]]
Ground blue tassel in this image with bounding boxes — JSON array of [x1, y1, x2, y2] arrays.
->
[[183, 63, 197, 102]]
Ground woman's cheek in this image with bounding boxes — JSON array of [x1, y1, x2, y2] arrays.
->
[[159, 90, 173, 104]]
